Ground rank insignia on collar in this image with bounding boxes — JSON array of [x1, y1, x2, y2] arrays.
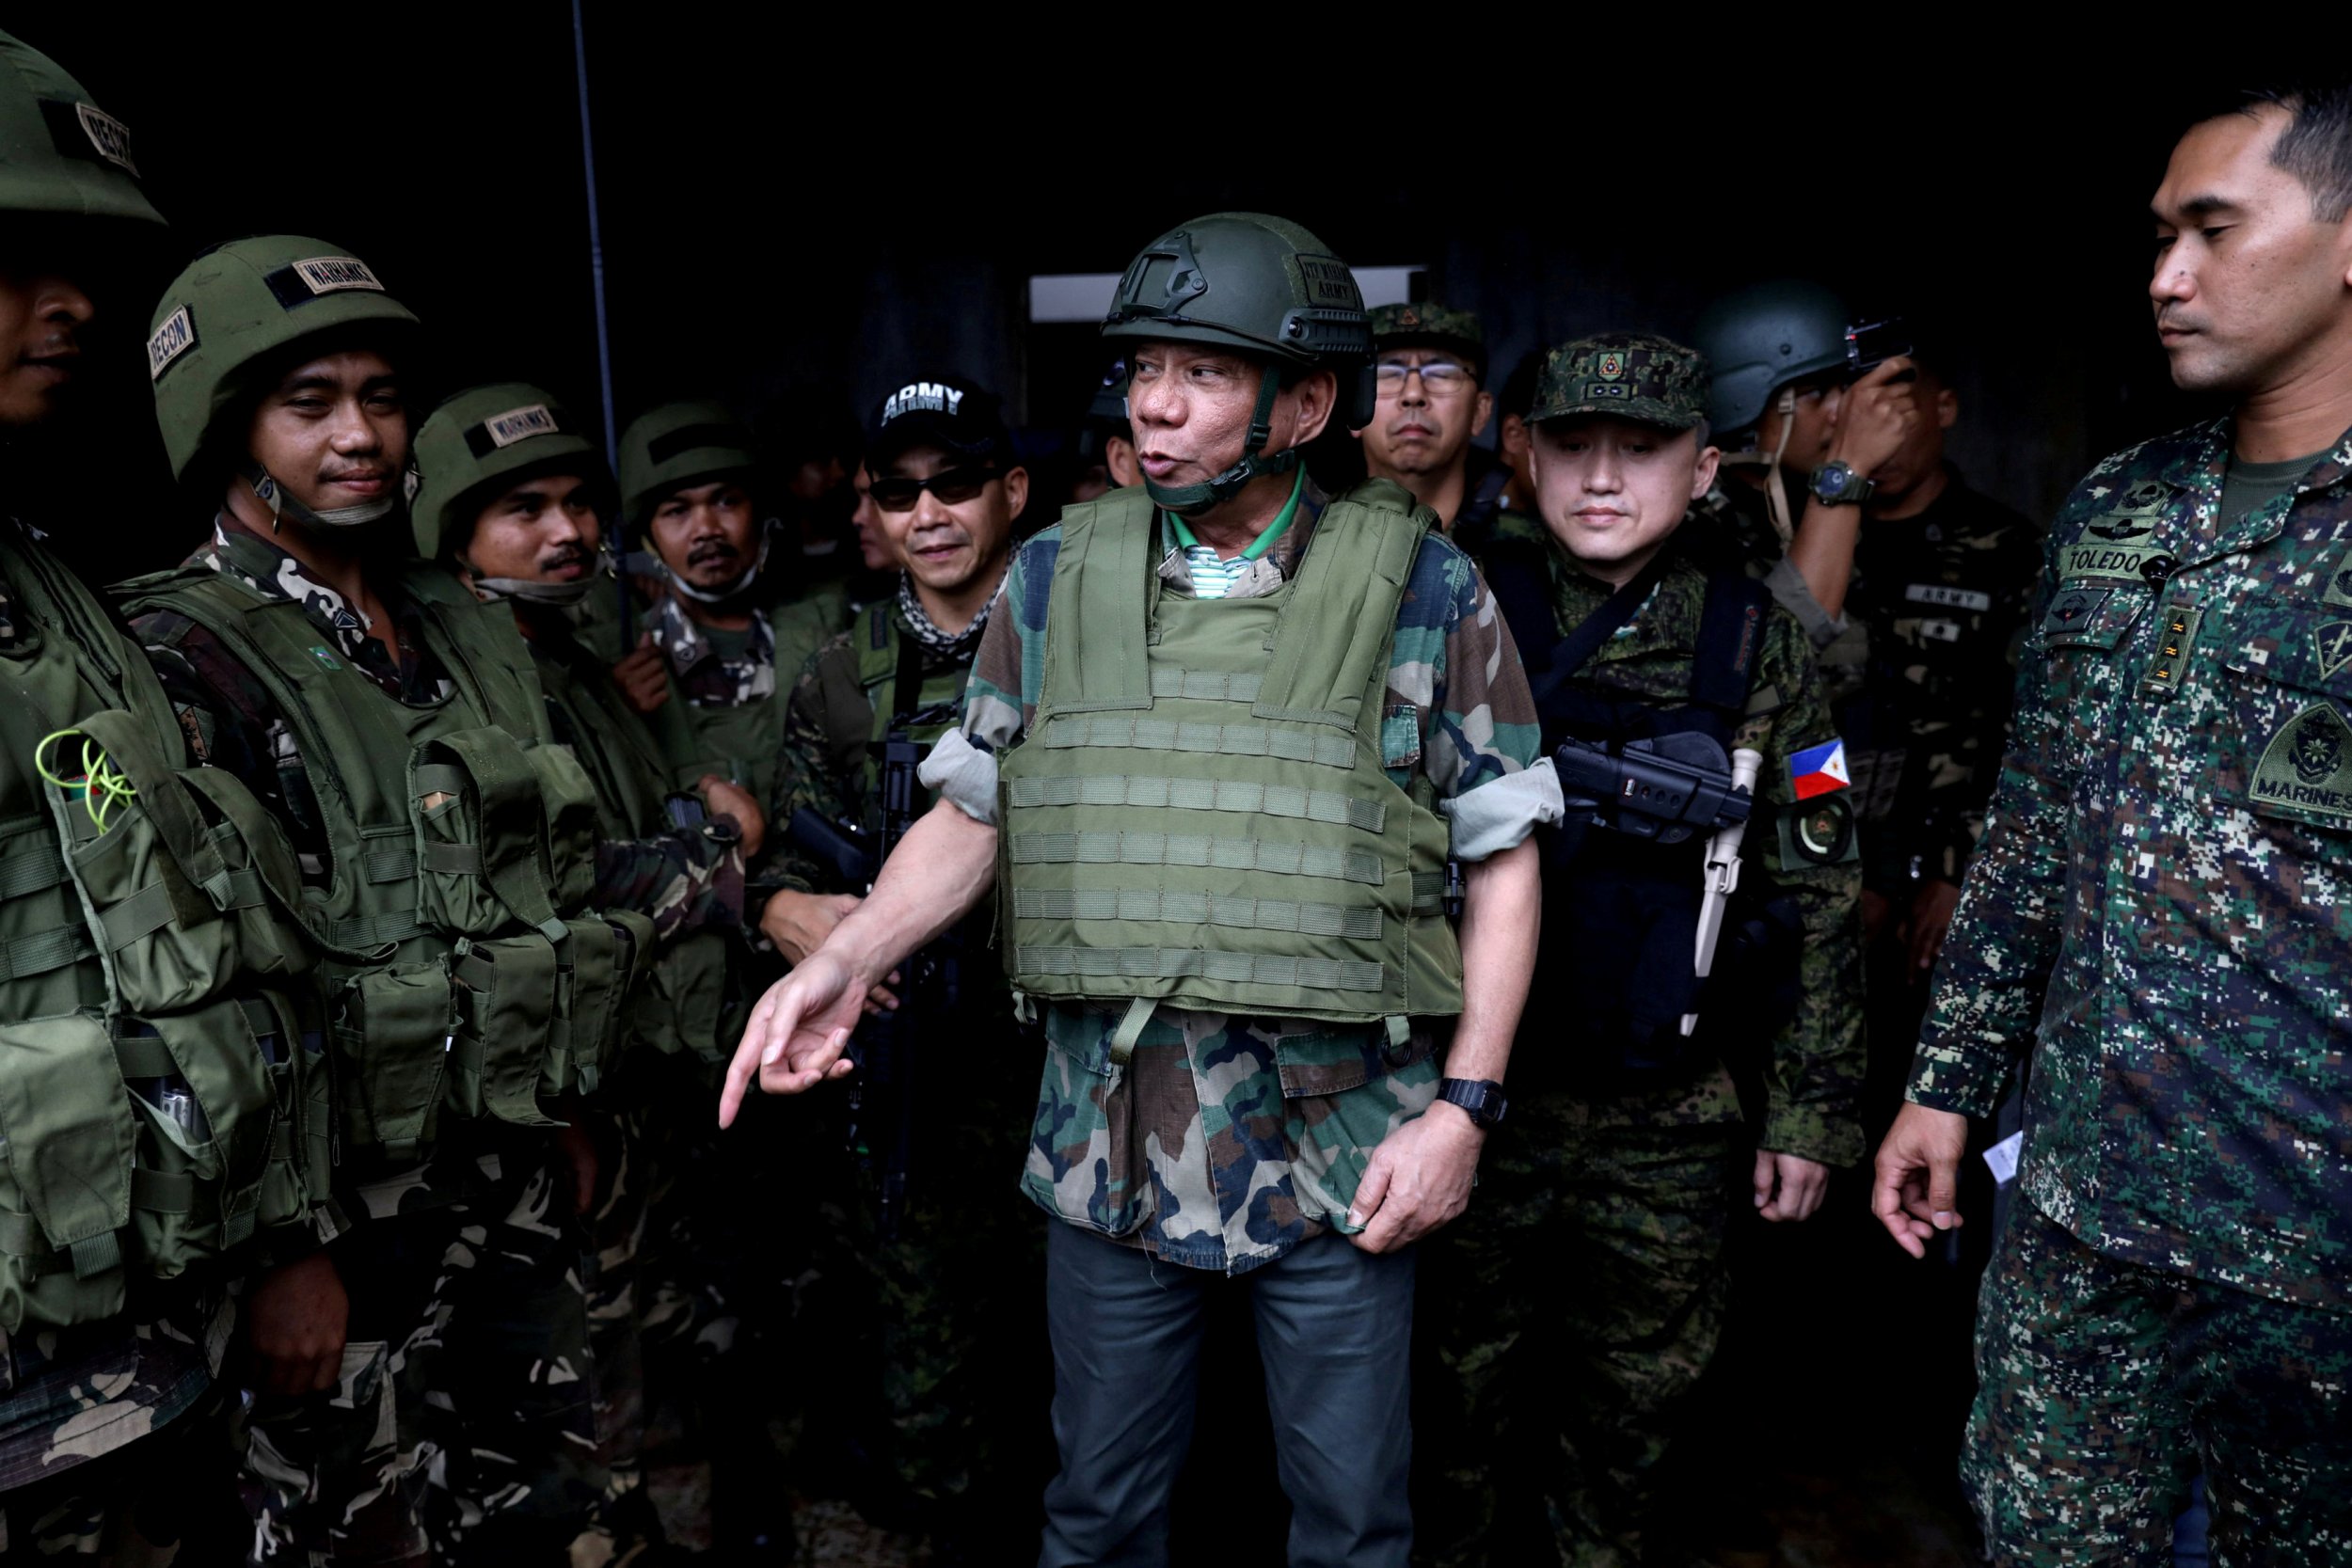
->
[[2318, 621, 2352, 680]]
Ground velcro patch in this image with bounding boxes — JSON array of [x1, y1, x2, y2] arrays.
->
[[2042, 584, 2112, 636], [480, 404, 557, 449], [2058, 542, 2169, 585], [290, 256, 383, 295], [2322, 562, 2352, 610], [74, 103, 136, 175], [1777, 794, 1857, 866], [2317, 620, 2352, 681], [2251, 700, 2352, 826], [1905, 582, 1991, 612], [146, 306, 195, 382], [2144, 604, 2201, 691]]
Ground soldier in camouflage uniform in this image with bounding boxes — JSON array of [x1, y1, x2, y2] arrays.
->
[[762, 374, 1042, 1553], [128, 243, 625, 1564], [1418, 335, 1866, 1567], [1356, 304, 1509, 536], [1875, 89, 2352, 1564], [409, 384, 772, 1560], [0, 32, 255, 1561], [723, 213, 1556, 1566]]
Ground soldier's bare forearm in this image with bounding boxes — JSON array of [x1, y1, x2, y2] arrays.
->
[[823, 796, 997, 990], [1444, 837, 1540, 1083]]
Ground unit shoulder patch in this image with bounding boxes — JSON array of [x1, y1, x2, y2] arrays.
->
[[2316, 621, 2352, 682], [147, 306, 195, 381], [1777, 793, 1857, 866], [2252, 701, 2352, 826]]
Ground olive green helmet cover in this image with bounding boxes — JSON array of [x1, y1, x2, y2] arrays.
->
[[1101, 212, 1374, 511], [0, 32, 163, 228], [616, 400, 757, 526], [148, 236, 419, 497], [1690, 278, 1850, 439], [411, 382, 605, 561]]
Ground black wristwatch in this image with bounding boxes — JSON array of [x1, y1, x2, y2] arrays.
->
[[1809, 459, 1875, 508], [1438, 1077, 1508, 1130]]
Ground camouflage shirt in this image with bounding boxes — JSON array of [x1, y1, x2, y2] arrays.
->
[[1539, 544, 1867, 1165], [1692, 474, 1851, 652], [647, 584, 846, 710], [923, 482, 1559, 1275], [1841, 470, 2042, 892], [1912, 417, 2352, 1311]]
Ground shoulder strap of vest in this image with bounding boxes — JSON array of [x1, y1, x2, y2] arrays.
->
[[393, 563, 548, 743], [1252, 482, 1427, 730], [854, 597, 898, 693], [1690, 562, 1772, 716], [1039, 485, 1156, 716]]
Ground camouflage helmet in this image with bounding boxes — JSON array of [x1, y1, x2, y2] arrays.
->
[[1690, 279, 1850, 438], [0, 32, 163, 229], [1102, 213, 1372, 510], [148, 237, 420, 506], [409, 382, 606, 562], [616, 399, 757, 526], [1369, 302, 1485, 379], [1528, 333, 1710, 432]]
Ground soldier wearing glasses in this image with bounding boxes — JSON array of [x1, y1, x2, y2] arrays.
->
[[1356, 303, 1506, 538], [762, 374, 1046, 1554]]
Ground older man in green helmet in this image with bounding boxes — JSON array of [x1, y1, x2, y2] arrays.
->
[[723, 213, 1556, 1565], [127, 241, 654, 1565], [0, 33, 344, 1560]]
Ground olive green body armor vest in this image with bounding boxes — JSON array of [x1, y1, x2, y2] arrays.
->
[[842, 598, 972, 807], [677, 589, 849, 804], [530, 623, 732, 1064], [0, 527, 328, 1331], [119, 564, 653, 1165], [998, 483, 1464, 1028]]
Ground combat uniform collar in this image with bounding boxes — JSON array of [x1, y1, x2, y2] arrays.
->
[[895, 566, 1005, 664], [199, 512, 443, 701], [1154, 476, 1329, 599], [1542, 541, 1705, 662], [648, 590, 775, 702]]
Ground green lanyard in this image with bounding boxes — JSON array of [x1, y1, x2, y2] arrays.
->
[[1165, 467, 1305, 561]]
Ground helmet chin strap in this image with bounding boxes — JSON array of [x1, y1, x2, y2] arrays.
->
[[1716, 388, 1800, 547], [243, 462, 399, 532], [660, 516, 775, 604], [467, 546, 616, 609], [1142, 363, 1300, 516]]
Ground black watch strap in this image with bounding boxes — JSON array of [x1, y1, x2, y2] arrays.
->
[[1438, 1077, 1508, 1129]]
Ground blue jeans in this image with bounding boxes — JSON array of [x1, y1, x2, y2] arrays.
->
[[1038, 1222, 1416, 1568]]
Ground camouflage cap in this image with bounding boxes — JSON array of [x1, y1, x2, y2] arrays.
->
[[1369, 302, 1483, 373], [1527, 332, 1709, 431]]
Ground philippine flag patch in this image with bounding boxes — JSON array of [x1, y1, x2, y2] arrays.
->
[[1787, 738, 1851, 800]]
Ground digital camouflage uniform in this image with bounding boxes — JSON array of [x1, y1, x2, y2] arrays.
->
[[135, 520, 608, 1564], [1416, 338, 1867, 1568], [768, 582, 1046, 1534], [1913, 417, 2352, 1565]]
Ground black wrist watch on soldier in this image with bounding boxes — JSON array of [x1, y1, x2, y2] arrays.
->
[[1809, 459, 1875, 508], [1438, 1077, 1508, 1130]]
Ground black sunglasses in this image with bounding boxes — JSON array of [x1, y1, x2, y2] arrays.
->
[[867, 464, 1001, 514]]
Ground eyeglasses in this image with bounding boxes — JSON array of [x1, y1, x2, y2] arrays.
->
[[866, 465, 1001, 514], [1375, 359, 1475, 394]]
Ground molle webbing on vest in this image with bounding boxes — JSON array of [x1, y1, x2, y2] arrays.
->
[[1000, 481, 1464, 1025]]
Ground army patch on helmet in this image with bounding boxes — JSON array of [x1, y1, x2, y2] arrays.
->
[[73, 103, 137, 176], [146, 307, 195, 382], [289, 257, 384, 295], [480, 404, 557, 449], [1778, 794, 1857, 866], [2251, 701, 2352, 825]]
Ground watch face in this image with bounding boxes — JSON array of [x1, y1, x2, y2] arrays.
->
[[1815, 463, 1850, 500]]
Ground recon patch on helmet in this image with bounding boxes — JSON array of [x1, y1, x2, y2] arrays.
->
[[289, 257, 383, 295], [147, 306, 195, 382], [72, 103, 136, 175], [481, 404, 557, 449], [2252, 700, 2352, 826]]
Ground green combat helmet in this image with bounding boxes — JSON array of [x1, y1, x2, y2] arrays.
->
[[1101, 212, 1373, 511], [615, 400, 767, 601], [148, 235, 419, 527], [0, 31, 162, 228], [1370, 302, 1485, 379], [1690, 278, 1850, 440], [411, 383, 612, 605], [1527, 333, 1711, 432]]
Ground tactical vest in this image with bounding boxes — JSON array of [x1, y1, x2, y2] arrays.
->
[[677, 588, 849, 804], [531, 623, 733, 1066], [1486, 540, 1798, 1086], [850, 598, 973, 790], [119, 564, 653, 1164], [0, 527, 329, 1331], [999, 483, 1464, 1034]]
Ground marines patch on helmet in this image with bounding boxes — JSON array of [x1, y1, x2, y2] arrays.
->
[[480, 404, 557, 449], [146, 306, 195, 382], [72, 103, 136, 176], [289, 257, 384, 295], [2252, 701, 2352, 827]]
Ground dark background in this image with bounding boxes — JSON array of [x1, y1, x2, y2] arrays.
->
[[10, 13, 2259, 582]]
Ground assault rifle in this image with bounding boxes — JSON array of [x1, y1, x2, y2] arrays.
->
[[782, 729, 944, 1240]]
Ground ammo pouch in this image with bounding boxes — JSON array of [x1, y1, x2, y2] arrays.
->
[[632, 928, 733, 1063], [0, 997, 326, 1333]]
